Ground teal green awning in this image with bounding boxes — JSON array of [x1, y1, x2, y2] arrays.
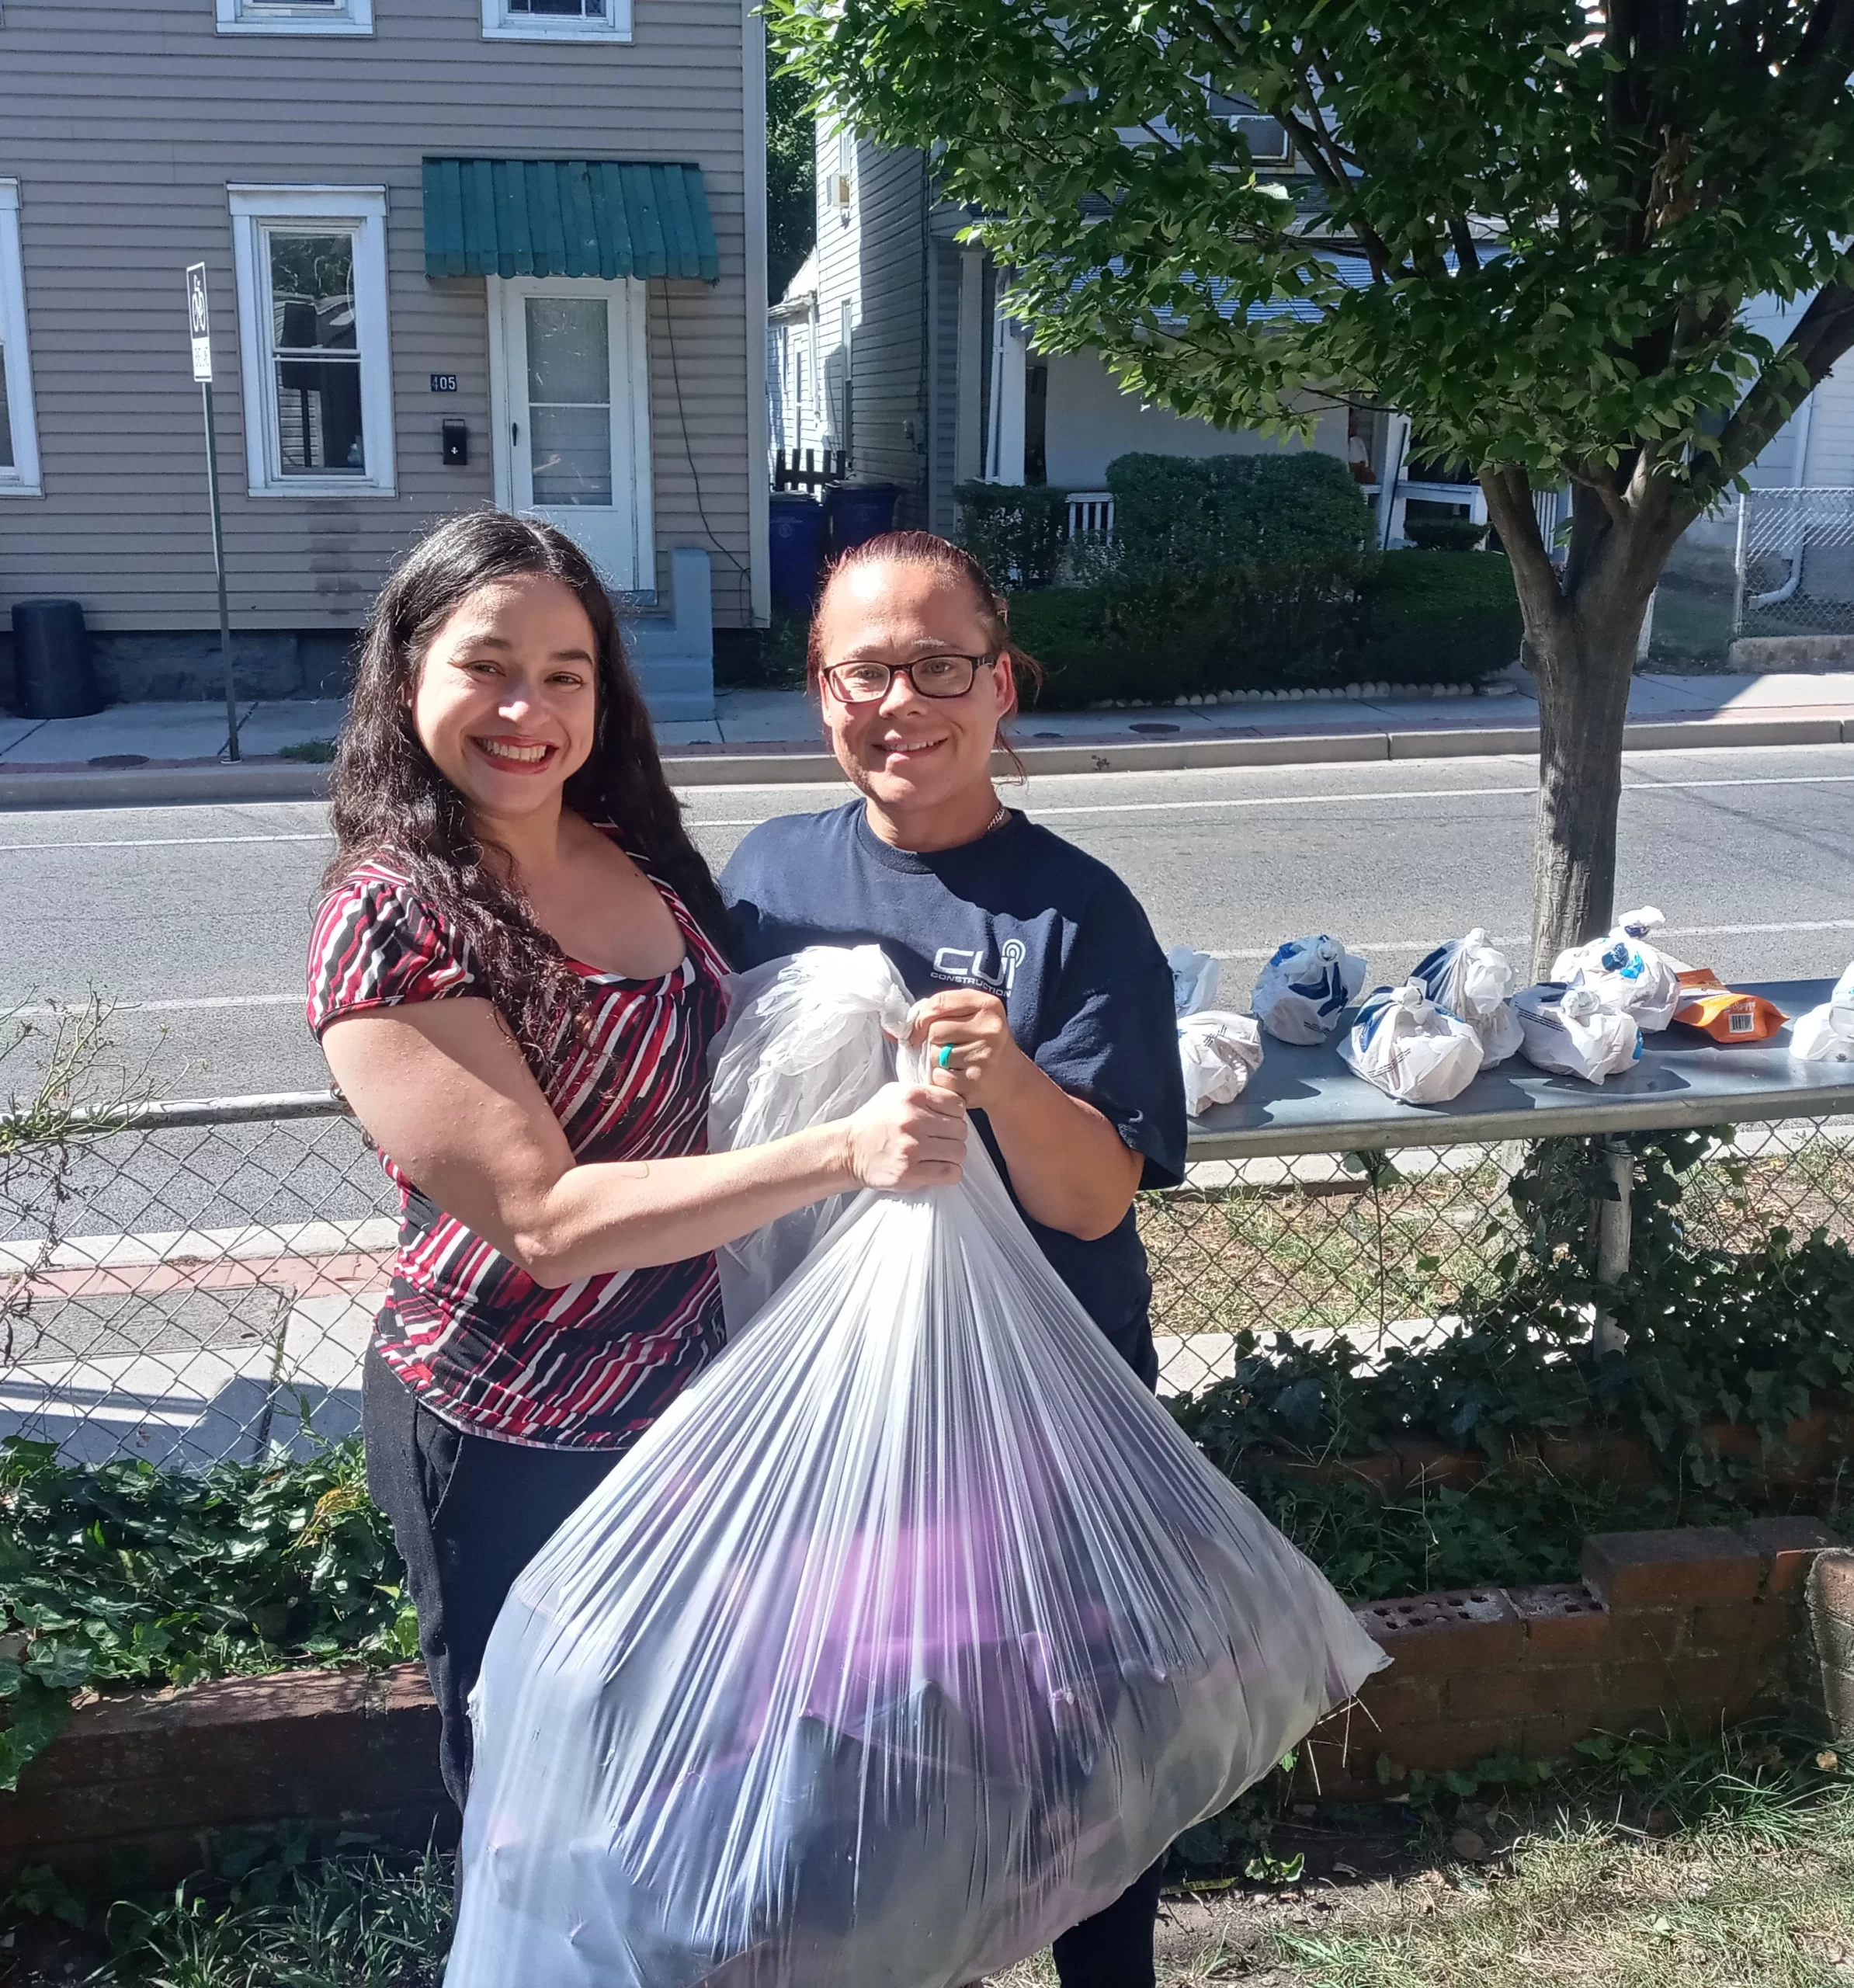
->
[[422, 158, 720, 283]]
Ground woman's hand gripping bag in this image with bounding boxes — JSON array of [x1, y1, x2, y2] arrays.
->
[[1514, 982, 1643, 1082], [1793, 961, 1854, 1064], [1339, 982, 1484, 1104], [1550, 907, 1687, 1034], [444, 946, 1387, 1988], [1168, 946, 1264, 1114], [1252, 935, 1367, 1046], [1408, 930, 1524, 1067]]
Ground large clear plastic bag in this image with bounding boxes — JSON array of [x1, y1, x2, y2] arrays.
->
[[446, 947, 1386, 1988]]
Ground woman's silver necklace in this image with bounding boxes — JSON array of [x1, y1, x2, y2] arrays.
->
[[984, 802, 1011, 836]]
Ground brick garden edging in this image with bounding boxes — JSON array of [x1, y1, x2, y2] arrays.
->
[[1299, 1518, 1842, 1798], [1, 1664, 452, 1889], [5, 1523, 1847, 1885]]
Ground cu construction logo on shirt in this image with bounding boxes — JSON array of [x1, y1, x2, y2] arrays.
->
[[931, 939, 1026, 995]]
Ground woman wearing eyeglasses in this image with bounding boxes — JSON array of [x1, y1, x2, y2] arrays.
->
[[721, 530, 1186, 1988]]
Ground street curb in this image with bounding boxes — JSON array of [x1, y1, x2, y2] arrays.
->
[[0, 760, 332, 808], [0, 711, 1847, 808]]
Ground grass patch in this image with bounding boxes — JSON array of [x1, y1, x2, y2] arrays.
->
[[1268, 1745, 1854, 1987], [988, 1727, 1854, 1988], [1645, 581, 1736, 670], [2, 1837, 455, 1986], [275, 739, 337, 763], [10, 1730, 1846, 1987]]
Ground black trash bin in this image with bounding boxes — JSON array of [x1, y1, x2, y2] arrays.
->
[[12, 600, 102, 719]]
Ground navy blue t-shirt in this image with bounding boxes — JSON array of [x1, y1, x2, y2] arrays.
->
[[720, 802, 1187, 1380]]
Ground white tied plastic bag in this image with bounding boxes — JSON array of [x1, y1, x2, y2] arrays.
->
[[1251, 935, 1367, 1046], [1339, 982, 1484, 1104], [1550, 906, 1686, 1034], [1792, 961, 1854, 1063], [1168, 944, 1223, 1018], [1408, 930, 1524, 1067], [1513, 981, 1643, 1082], [446, 947, 1387, 1988], [1168, 946, 1264, 1114], [1177, 1010, 1265, 1114]]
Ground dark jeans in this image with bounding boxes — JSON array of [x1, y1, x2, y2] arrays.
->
[[361, 1347, 622, 1809], [1052, 1858, 1165, 1988], [363, 1348, 1163, 1983]]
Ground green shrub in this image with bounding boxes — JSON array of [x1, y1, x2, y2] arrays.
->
[[1354, 550, 1522, 685], [1010, 550, 1516, 708], [1000, 586, 1156, 707], [954, 481, 1072, 589], [0, 1434, 415, 1788], [1107, 449, 1375, 572], [1030, 451, 1373, 700], [1404, 516, 1489, 553]]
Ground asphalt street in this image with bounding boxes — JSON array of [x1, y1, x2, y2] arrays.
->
[[5, 739, 1852, 1105]]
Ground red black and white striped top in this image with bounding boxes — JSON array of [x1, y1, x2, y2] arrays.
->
[[305, 844, 731, 1450]]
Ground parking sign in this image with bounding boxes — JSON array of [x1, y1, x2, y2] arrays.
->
[[186, 262, 212, 382]]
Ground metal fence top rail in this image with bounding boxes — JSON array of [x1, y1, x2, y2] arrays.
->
[[7, 980, 1849, 1163]]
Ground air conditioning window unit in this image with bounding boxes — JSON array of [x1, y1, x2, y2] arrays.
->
[[1232, 114, 1290, 163]]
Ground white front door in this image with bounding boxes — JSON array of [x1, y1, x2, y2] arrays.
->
[[490, 276, 654, 596]]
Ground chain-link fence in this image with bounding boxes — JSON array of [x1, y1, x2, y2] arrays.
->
[[2, 1099, 391, 1467], [1732, 485, 1854, 638], [6, 1091, 1853, 1463]]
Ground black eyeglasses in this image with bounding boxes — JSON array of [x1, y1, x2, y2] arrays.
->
[[821, 653, 996, 704]]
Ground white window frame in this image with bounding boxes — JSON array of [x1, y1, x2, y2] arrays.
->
[[481, 0, 631, 43], [216, 0, 373, 34], [228, 184, 395, 498], [0, 181, 40, 498]]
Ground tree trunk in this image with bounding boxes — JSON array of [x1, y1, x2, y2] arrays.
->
[[1524, 600, 1647, 978]]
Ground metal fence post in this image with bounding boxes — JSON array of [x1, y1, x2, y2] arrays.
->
[[1592, 1135, 1634, 1355], [1731, 491, 1750, 636]]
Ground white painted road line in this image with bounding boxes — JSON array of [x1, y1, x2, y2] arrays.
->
[[11, 992, 304, 1019], [0, 832, 335, 852]]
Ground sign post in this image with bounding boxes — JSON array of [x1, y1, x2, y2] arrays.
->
[[186, 262, 239, 762]]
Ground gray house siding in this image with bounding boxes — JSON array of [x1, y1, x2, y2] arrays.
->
[[0, 0, 756, 643], [926, 235, 963, 535], [842, 142, 926, 517]]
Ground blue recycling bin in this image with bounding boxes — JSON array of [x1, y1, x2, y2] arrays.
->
[[769, 494, 826, 613], [824, 482, 901, 557]]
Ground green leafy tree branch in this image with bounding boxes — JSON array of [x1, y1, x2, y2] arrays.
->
[[769, 0, 1854, 964]]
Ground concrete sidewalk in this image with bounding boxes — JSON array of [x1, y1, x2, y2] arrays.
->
[[4, 669, 1854, 806]]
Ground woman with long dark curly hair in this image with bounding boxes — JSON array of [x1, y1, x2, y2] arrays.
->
[[306, 511, 963, 1805]]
